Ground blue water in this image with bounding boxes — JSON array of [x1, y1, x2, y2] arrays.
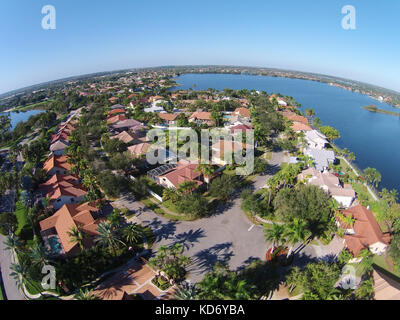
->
[[173, 73, 400, 193], [0, 109, 45, 130], [48, 236, 63, 255]]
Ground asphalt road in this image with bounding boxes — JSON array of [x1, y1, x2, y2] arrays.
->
[[0, 234, 25, 300]]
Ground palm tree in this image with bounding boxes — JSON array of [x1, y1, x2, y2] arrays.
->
[[284, 219, 307, 258], [195, 164, 216, 186], [177, 181, 198, 195], [10, 259, 43, 297], [264, 224, 286, 254], [29, 243, 50, 268], [3, 235, 22, 253], [174, 282, 198, 300], [122, 223, 143, 245], [95, 221, 125, 257], [67, 226, 89, 252], [74, 288, 100, 300]]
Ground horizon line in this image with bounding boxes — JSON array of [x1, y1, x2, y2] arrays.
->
[[1, 64, 399, 97]]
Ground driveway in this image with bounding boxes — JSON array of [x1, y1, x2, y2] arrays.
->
[[0, 234, 25, 300], [252, 151, 288, 190]]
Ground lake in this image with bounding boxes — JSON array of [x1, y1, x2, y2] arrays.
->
[[0, 109, 45, 130], [173, 73, 400, 193]]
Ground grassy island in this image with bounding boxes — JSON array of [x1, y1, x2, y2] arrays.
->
[[363, 104, 400, 117]]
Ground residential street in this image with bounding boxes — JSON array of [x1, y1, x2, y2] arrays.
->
[[0, 234, 25, 300], [114, 150, 289, 283]]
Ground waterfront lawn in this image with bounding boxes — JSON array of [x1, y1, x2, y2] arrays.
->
[[373, 254, 400, 280]]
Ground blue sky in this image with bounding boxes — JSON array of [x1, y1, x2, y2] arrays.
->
[[1, 0, 400, 94]]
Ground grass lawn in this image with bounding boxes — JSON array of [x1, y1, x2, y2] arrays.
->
[[0, 279, 5, 300], [373, 254, 400, 280], [14, 200, 32, 239], [141, 197, 194, 221]]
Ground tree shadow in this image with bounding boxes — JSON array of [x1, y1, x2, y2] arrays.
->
[[146, 218, 177, 242], [172, 228, 206, 251], [189, 242, 234, 275]]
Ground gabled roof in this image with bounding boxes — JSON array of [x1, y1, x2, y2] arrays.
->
[[39, 174, 86, 201], [233, 107, 251, 118], [281, 111, 309, 125], [158, 162, 202, 189], [43, 155, 72, 173], [110, 131, 134, 144], [158, 113, 178, 122], [50, 140, 69, 152], [189, 111, 212, 121], [107, 114, 127, 125], [51, 131, 69, 144], [39, 203, 101, 254], [108, 108, 125, 116], [111, 119, 143, 130], [128, 143, 151, 157], [230, 124, 253, 133], [290, 121, 312, 132], [340, 204, 391, 256]]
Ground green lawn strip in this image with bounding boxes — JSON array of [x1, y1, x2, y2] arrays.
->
[[373, 255, 400, 280], [0, 278, 5, 300], [141, 197, 195, 222], [14, 200, 32, 238]]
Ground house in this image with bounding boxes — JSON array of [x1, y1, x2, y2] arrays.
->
[[188, 112, 214, 126], [50, 140, 69, 156], [290, 121, 313, 132], [110, 104, 126, 110], [305, 148, 336, 171], [149, 95, 164, 103], [39, 174, 87, 210], [156, 161, 203, 190], [108, 108, 125, 116], [107, 114, 127, 125], [110, 131, 135, 145], [229, 124, 253, 134], [111, 119, 144, 133], [297, 167, 355, 208], [51, 131, 69, 144], [158, 113, 178, 126], [128, 143, 151, 158], [338, 204, 390, 257], [39, 202, 102, 256], [211, 140, 252, 166], [232, 107, 251, 119], [43, 155, 72, 176], [109, 97, 118, 104], [305, 130, 329, 150], [144, 104, 165, 113], [281, 111, 309, 125]]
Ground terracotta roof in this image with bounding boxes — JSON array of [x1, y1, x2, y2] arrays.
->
[[110, 131, 134, 144], [159, 163, 203, 189], [39, 203, 101, 254], [39, 174, 86, 201], [189, 111, 212, 121], [107, 114, 127, 125], [108, 108, 125, 116], [158, 113, 178, 122], [233, 107, 251, 118], [50, 140, 69, 152], [212, 140, 253, 155], [43, 155, 72, 173], [281, 111, 309, 125], [51, 131, 69, 144], [230, 124, 253, 133], [290, 121, 312, 132], [341, 204, 391, 257], [128, 143, 151, 158]]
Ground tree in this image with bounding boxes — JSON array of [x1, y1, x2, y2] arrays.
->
[[95, 221, 125, 257], [177, 181, 198, 195], [67, 226, 89, 252], [273, 184, 333, 237], [286, 261, 341, 300], [264, 224, 286, 254], [0, 212, 18, 235], [320, 126, 340, 141], [209, 174, 239, 201], [149, 244, 191, 282], [174, 282, 198, 300], [3, 235, 22, 253], [10, 259, 43, 297], [28, 243, 50, 269], [253, 157, 269, 174], [122, 223, 143, 246], [195, 164, 216, 185], [74, 288, 100, 300], [363, 167, 381, 188], [284, 218, 308, 257], [305, 109, 315, 118]]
